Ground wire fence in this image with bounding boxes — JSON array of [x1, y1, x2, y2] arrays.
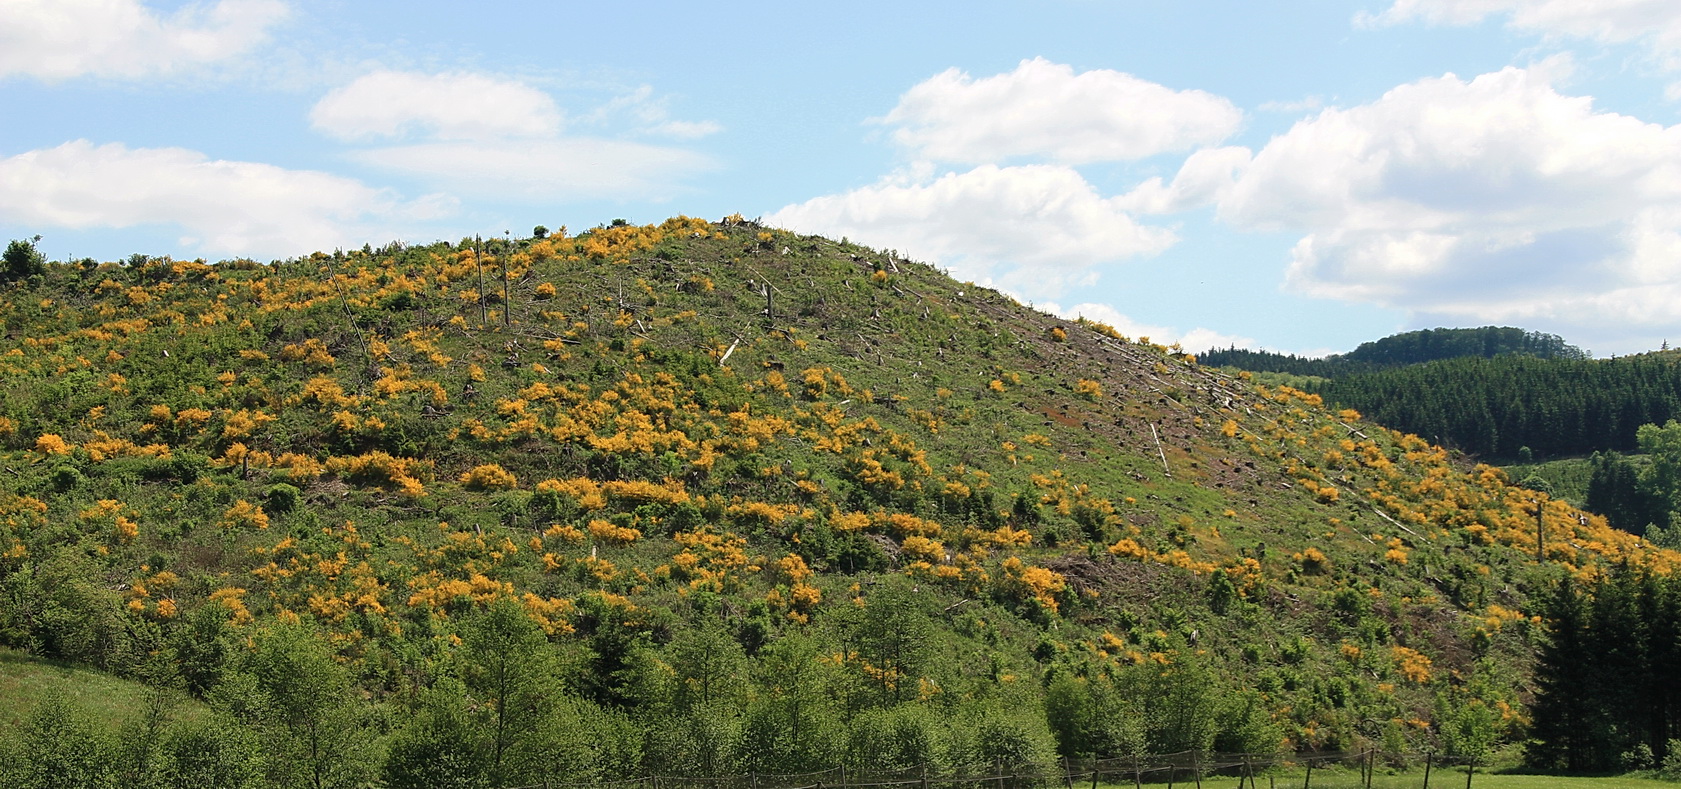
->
[[509, 750, 1489, 789]]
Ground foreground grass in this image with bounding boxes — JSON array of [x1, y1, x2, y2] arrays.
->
[[0, 648, 203, 732], [1097, 770, 1678, 789]]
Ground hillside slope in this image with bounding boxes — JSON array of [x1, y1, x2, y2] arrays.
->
[[0, 216, 1671, 783]]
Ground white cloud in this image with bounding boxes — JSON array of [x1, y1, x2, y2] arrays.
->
[[352, 138, 716, 202], [314, 71, 718, 202], [881, 57, 1243, 164], [766, 164, 1177, 302], [310, 71, 563, 142], [1046, 301, 1257, 353], [1365, 0, 1681, 77], [765, 58, 1248, 305], [1214, 64, 1681, 351], [0, 140, 452, 257], [0, 0, 288, 81], [1115, 146, 1252, 215]]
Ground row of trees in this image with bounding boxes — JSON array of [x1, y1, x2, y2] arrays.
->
[[1, 581, 1287, 789], [1529, 567, 1681, 773]]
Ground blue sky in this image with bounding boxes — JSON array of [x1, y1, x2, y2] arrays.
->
[[5, 1, 1681, 357]]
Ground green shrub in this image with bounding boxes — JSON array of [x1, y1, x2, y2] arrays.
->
[[3, 237, 46, 283], [49, 463, 86, 492], [265, 483, 302, 514]]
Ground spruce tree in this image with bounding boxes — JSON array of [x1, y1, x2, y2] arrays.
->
[[1528, 577, 1596, 771]]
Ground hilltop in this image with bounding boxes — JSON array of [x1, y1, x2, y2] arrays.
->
[[0, 216, 1669, 786]]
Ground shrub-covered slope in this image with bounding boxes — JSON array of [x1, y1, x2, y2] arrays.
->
[[0, 216, 1671, 783]]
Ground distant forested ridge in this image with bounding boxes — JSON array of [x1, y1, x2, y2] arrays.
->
[[1200, 326, 1589, 378], [1317, 354, 1681, 460], [1202, 327, 1680, 461]]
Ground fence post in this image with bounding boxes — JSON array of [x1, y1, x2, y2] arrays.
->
[[1366, 749, 1374, 789], [1465, 760, 1473, 789], [1422, 752, 1432, 789], [1194, 751, 1203, 789], [1133, 754, 1141, 789], [1302, 756, 1312, 789], [1063, 756, 1074, 789]]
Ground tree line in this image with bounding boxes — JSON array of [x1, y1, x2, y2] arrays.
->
[[0, 580, 1286, 789]]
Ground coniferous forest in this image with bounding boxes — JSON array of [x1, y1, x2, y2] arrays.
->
[[1206, 329, 1681, 462], [1314, 355, 1681, 461]]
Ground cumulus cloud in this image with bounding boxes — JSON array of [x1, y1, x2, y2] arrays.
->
[[0, 0, 288, 81], [1045, 301, 1257, 353], [881, 57, 1243, 164], [310, 71, 564, 142], [1115, 146, 1252, 215], [766, 59, 1250, 302], [313, 71, 718, 201], [766, 164, 1178, 301], [0, 140, 452, 257], [1214, 64, 1681, 349]]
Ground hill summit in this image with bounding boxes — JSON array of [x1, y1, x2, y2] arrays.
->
[[0, 216, 1668, 784]]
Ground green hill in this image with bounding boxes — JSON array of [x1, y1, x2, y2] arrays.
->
[[0, 217, 1670, 786]]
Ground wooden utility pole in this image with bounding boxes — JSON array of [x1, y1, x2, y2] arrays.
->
[[502, 230, 511, 328]]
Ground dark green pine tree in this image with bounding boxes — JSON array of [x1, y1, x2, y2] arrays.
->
[[1587, 567, 1649, 770], [1527, 577, 1598, 772], [1638, 573, 1681, 762]]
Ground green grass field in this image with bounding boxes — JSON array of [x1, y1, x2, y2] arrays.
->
[[0, 648, 203, 733]]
